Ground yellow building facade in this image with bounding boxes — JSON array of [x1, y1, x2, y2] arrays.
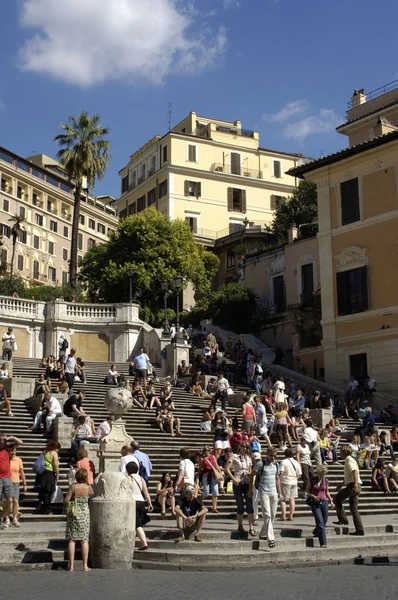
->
[[0, 147, 118, 286], [290, 82, 398, 394], [116, 112, 301, 240]]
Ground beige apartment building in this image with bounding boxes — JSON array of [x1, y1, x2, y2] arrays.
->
[[289, 81, 398, 394], [0, 147, 117, 286], [116, 111, 302, 241]]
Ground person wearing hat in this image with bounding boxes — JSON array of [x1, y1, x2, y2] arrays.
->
[[2, 327, 15, 362], [249, 446, 281, 547]]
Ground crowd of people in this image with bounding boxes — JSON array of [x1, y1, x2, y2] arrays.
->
[[1, 324, 398, 569]]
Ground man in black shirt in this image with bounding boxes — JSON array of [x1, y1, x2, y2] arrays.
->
[[175, 489, 208, 543], [63, 391, 85, 418]]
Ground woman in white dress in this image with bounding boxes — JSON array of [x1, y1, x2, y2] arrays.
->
[[274, 376, 286, 404]]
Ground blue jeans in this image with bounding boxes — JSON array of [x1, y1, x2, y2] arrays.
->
[[202, 474, 219, 498], [320, 447, 337, 462], [2, 348, 12, 361], [312, 499, 329, 547], [254, 376, 263, 395], [380, 443, 395, 459]]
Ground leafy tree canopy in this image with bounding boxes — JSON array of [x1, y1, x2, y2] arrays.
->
[[267, 179, 317, 244], [78, 208, 219, 308]]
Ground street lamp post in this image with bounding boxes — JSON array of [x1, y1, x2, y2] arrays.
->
[[127, 267, 134, 304], [174, 274, 183, 342], [161, 278, 170, 337]]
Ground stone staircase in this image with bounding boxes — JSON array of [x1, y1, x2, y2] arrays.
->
[[0, 356, 397, 570]]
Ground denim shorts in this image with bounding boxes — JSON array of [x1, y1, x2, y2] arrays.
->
[[0, 477, 13, 499]]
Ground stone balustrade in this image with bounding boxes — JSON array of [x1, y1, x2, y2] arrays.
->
[[0, 294, 158, 362]]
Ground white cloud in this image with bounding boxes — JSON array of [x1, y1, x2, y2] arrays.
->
[[222, 0, 240, 7], [263, 99, 308, 123], [18, 0, 228, 87], [283, 108, 341, 141]]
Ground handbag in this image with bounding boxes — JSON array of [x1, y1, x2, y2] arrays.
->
[[51, 485, 64, 504], [12, 341, 18, 352], [227, 387, 233, 396], [226, 481, 233, 494], [66, 490, 78, 518]]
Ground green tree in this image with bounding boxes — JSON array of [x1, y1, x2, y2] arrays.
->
[[267, 179, 317, 243], [187, 282, 259, 333], [54, 111, 111, 287], [78, 208, 219, 315], [8, 214, 27, 277]]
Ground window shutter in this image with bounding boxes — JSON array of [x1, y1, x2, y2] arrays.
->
[[231, 152, 241, 175], [188, 145, 196, 162], [227, 188, 233, 211], [273, 161, 281, 178], [184, 180, 189, 196], [196, 182, 201, 198], [336, 271, 347, 316], [192, 218, 198, 234], [241, 190, 247, 213], [270, 195, 276, 210], [360, 266, 369, 311]]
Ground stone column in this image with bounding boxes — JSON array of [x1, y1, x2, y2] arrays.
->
[[166, 341, 190, 378], [90, 471, 136, 569], [99, 387, 134, 473]]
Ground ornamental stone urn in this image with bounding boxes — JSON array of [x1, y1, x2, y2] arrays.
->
[[99, 387, 134, 473], [90, 471, 136, 569]]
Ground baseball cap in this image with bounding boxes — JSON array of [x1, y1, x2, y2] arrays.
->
[[252, 452, 262, 460]]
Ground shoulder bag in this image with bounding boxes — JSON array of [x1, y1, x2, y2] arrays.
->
[[66, 486, 78, 519]]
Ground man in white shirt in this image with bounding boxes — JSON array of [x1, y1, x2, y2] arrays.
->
[[211, 372, 230, 411], [2, 327, 15, 361], [333, 445, 364, 535], [174, 448, 195, 493], [303, 420, 322, 466], [95, 415, 115, 438], [118, 445, 139, 474], [31, 392, 62, 433]]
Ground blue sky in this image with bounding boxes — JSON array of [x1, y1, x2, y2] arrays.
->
[[1, 0, 398, 197]]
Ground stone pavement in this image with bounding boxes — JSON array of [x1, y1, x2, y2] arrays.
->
[[2, 563, 398, 600]]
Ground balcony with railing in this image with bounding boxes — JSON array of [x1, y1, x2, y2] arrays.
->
[[215, 124, 255, 138], [210, 163, 263, 179]]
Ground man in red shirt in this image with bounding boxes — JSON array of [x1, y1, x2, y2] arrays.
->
[[0, 432, 23, 528]]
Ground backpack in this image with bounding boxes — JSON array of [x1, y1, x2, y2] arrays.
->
[[62, 338, 69, 349], [138, 462, 148, 481], [33, 454, 46, 475]]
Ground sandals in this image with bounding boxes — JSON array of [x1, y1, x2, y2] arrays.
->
[[268, 540, 275, 548], [249, 529, 256, 537]]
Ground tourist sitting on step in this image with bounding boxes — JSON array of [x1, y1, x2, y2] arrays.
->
[[200, 405, 215, 432], [43, 355, 57, 379], [177, 360, 190, 379], [0, 383, 13, 417], [95, 415, 115, 439], [130, 378, 148, 409], [390, 427, 398, 451], [385, 458, 398, 492], [147, 361, 159, 382], [71, 416, 99, 463], [105, 364, 119, 385], [380, 405, 398, 426], [0, 362, 9, 379], [34, 373, 51, 396], [30, 392, 62, 433], [371, 459, 392, 494], [76, 357, 87, 384], [204, 378, 217, 401], [156, 401, 182, 436], [361, 434, 380, 469], [160, 380, 174, 410], [379, 431, 395, 460], [145, 380, 161, 409], [192, 381, 204, 397], [155, 472, 176, 517]]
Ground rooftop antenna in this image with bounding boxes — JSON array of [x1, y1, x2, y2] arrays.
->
[[168, 102, 172, 131], [320, 149, 324, 158]]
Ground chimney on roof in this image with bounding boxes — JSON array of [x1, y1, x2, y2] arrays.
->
[[288, 226, 298, 244], [351, 89, 367, 107], [373, 116, 398, 138]]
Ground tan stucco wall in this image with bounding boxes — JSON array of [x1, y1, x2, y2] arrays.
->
[[362, 166, 398, 219], [70, 332, 109, 362], [293, 348, 324, 379], [330, 186, 338, 229]]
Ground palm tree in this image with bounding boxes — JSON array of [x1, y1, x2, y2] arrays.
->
[[8, 214, 27, 277], [54, 111, 111, 287]]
